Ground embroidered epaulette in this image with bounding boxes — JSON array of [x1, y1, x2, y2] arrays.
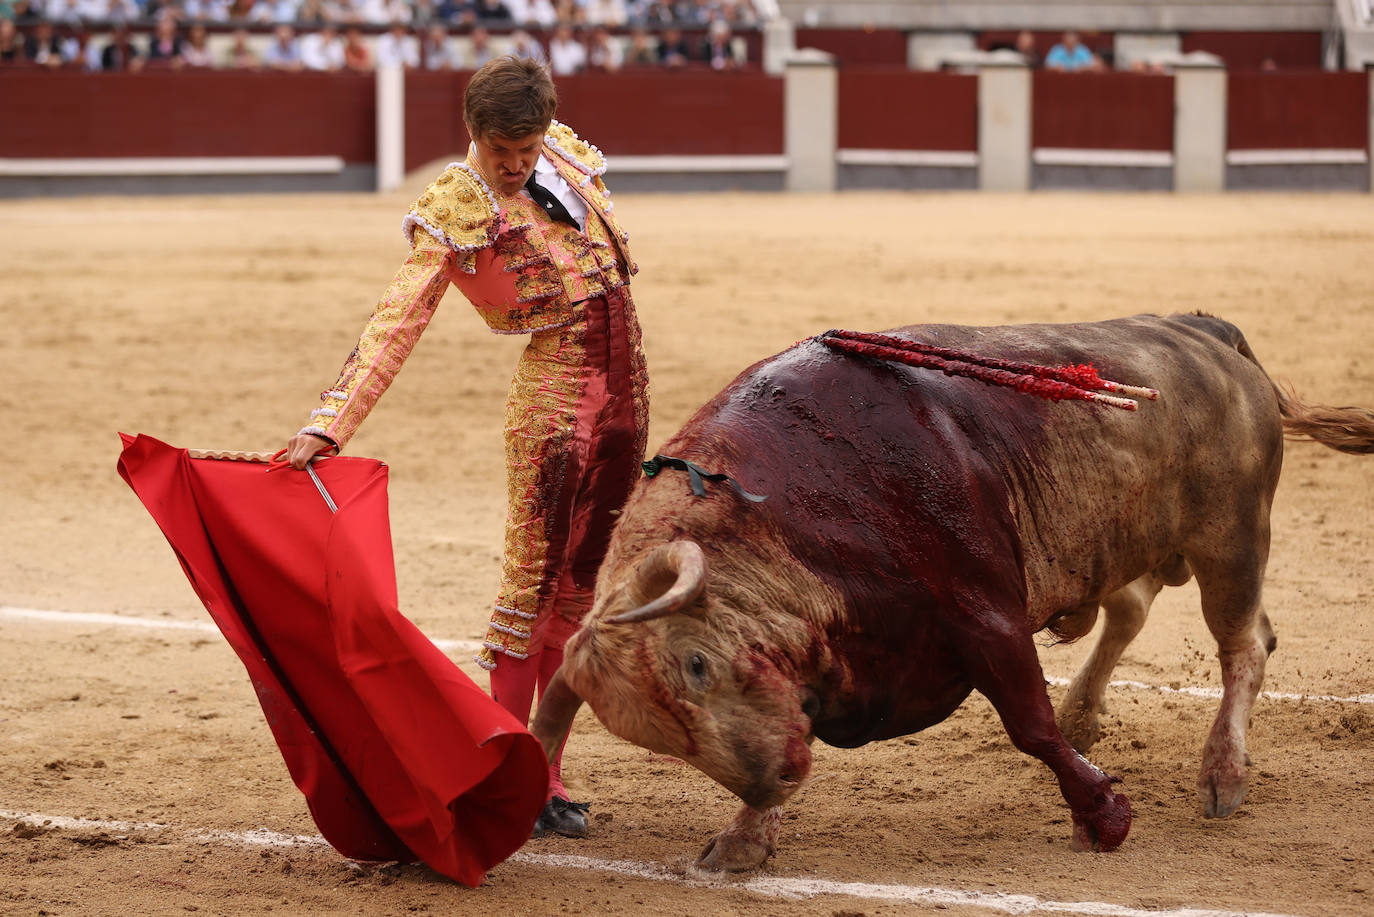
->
[[544, 120, 607, 181], [402, 161, 500, 253]]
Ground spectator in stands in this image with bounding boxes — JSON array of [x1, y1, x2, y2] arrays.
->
[[585, 24, 620, 70], [547, 20, 584, 74], [583, 0, 624, 26], [623, 25, 655, 65], [253, 0, 299, 23], [146, 13, 186, 66], [58, 22, 98, 68], [523, 0, 557, 26], [181, 22, 214, 66], [184, 0, 230, 21], [630, 0, 674, 26], [466, 23, 494, 67], [0, 17, 25, 64], [701, 18, 738, 68], [300, 21, 344, 68], [1044, 30, 1100, 72], [294, 0, 328, 23], [225, 0, 256, 20], [412, 0, 440, 25], [342, 25, 371, 68], [419, 22, 458, 67], [473, 0, 511, 23], [325, 0, 364, 24], [223, 26, 259, 66], [509, 27, 545, 64], [657, 25, 688, 67], [25, 19, 66, 67], [9, 0, 39, 23], [48, 0, 84, 23], [1014, 30, 1040, 68], [363, 0, 411, 24], [719, 0, 754, 27], [262, 22, 304, 68], [82, 0, 139, 22], [375, 19, 419, 66], [100, 22, 143, 70]]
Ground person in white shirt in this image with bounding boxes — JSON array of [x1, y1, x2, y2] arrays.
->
[[374, 20, 419, 67], [508, 28, 546, 64], [546, 21, 584, 74], [420, 23, 461, 69], [262, 23, 303, 69], [252, 0, 298, 22], [585, 25, 621, 70], [300, 22, 345, 69], [360, 0, 410, 24]]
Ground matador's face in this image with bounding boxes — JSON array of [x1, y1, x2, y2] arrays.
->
[[470, 130, 544, 196]]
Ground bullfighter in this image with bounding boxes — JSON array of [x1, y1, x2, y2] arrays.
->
[[284, 55, 649, 840]]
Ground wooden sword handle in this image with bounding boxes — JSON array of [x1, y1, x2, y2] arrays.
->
[[186, 448, 279, 463]]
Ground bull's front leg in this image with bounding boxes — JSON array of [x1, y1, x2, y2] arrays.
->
[[697, 804, 781, 872], [955, 607, 1132, 852]]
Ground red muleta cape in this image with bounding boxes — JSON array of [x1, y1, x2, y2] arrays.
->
[[116, 433, 548, 886]]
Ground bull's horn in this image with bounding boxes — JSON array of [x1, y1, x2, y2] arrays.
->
[[608, 540, 707, 624]]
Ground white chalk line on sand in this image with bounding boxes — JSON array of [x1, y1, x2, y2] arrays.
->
[[4, 605, 1371, 706], [0, 605, 481, 656], [0, 809, 1304, 917]]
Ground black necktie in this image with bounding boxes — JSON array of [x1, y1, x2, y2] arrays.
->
[[525, 172, 579, 228]]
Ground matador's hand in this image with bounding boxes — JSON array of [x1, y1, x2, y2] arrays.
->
[[285, 433, 336, 470]]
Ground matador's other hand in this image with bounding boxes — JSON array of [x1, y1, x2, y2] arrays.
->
[[285, 433, 336, 470]]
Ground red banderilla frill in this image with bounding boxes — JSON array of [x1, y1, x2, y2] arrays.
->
[[818, 329, 1159, 412]]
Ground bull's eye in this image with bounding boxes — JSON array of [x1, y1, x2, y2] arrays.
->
[[688, 652, 707, 683]]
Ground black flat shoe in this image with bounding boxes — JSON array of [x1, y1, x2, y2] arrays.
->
[[532, 796, 591, 839]]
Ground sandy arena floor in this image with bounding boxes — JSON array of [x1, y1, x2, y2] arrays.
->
[[2, 181, 1372, 917]]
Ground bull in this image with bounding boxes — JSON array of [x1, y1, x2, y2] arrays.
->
[[530, 313, 1374, 871]]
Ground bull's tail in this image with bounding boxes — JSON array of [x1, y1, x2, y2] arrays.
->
[[1270, 384, 1374, 455], [1179, 311, 1374, 456]]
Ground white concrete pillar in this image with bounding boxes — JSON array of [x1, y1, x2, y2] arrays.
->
[[1173, 62, 1227, 193], [375, 64, 405, 193], [762, 17, 795, 76], [784, 49, 837, 192], [977, 62, 1031, 192]]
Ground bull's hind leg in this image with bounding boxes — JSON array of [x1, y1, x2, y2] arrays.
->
[[1058, 556, 1192, 753], [1188, 536, 1276, 819]]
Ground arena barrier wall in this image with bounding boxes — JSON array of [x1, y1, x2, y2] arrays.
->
[[1225, 70, 1371, 190], [1031, 70, 1175, 191], [1, 63, 1370, 196]]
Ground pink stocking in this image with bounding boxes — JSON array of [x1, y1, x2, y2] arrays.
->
[[488, 652, 539, 726]]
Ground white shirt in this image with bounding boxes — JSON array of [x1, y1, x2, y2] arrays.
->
[[300, 32, 345, 69], [526, 154, 589, 229], [375, 31, 419, 67], [548, 35, 586, 75]]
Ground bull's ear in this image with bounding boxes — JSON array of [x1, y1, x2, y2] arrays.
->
[[609, 540, 707, 624]]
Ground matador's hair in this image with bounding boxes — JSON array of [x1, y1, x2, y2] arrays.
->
[[463, 56, 558, 140]]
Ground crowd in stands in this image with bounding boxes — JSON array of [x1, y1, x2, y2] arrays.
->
[[0, 0, 760, 71]]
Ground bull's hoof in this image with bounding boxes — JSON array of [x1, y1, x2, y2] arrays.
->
[[1070, 790, 1132, 852], [695, 809, 781, 873], [531, 797, 591, 839], [1198, 766, 1249, 819]]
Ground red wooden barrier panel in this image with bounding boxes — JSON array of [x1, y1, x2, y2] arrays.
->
[[1032, 71, 1173, 151], [553, 70, 783, 156], [837, 67, 977, 151], [1228, 71, 1369, 151], [0, 70, 376, 161], [795, 28, 909, 66], [1182, 31, 1323, 70]]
